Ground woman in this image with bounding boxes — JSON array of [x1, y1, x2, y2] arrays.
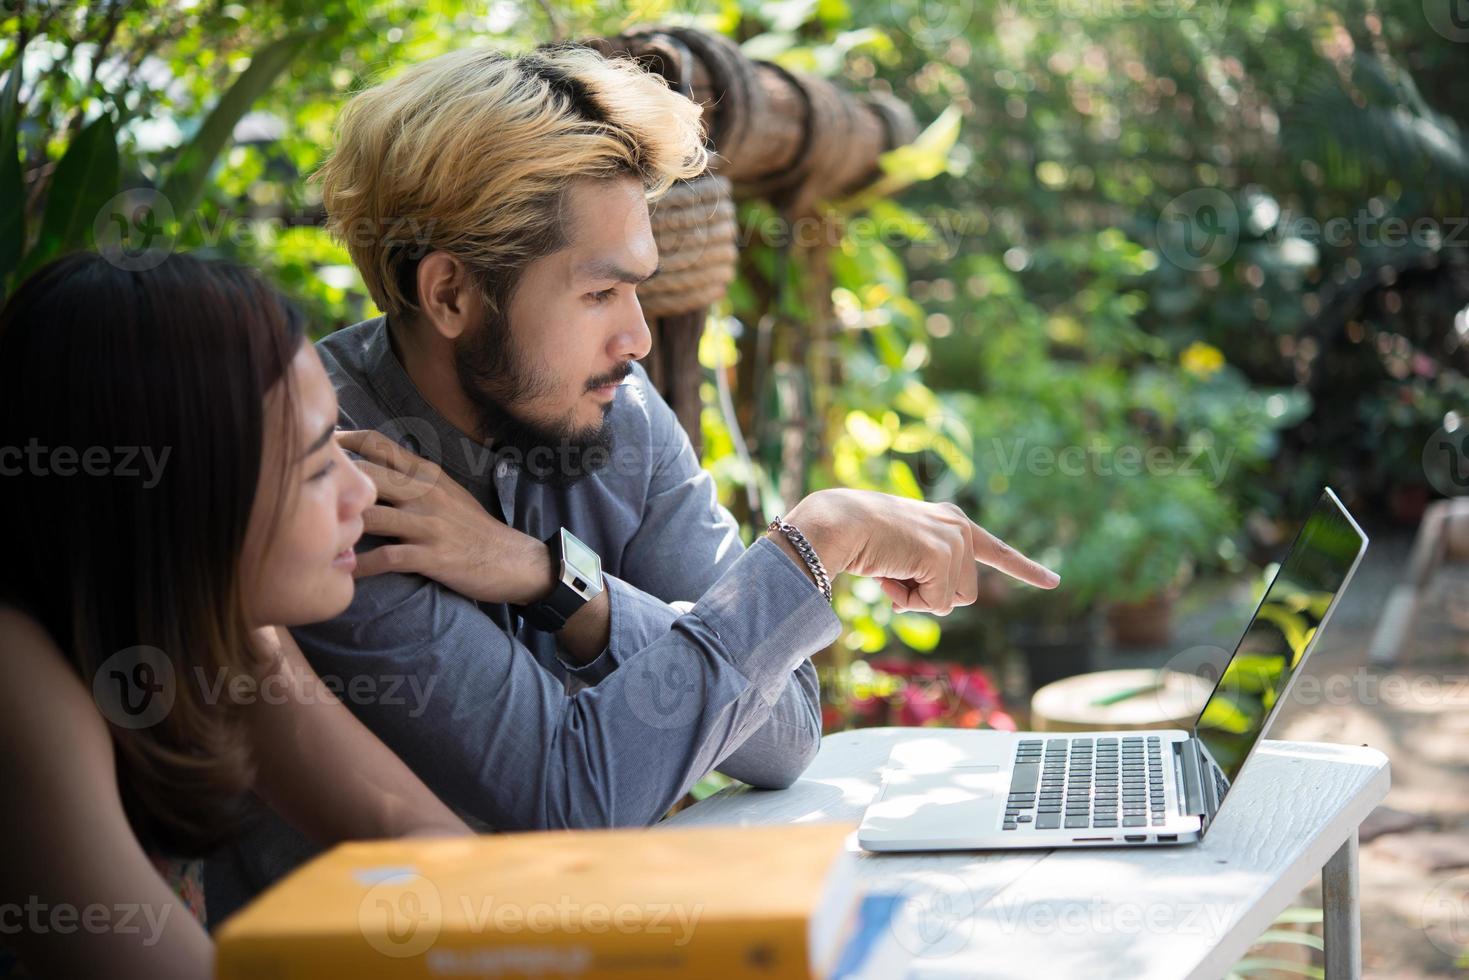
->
[[0, 252, 470, 979]]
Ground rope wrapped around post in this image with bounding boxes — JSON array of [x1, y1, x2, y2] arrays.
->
[[573, 26, 919, 449]]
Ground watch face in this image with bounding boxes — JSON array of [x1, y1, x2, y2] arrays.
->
[[559, 528, 603, 598]]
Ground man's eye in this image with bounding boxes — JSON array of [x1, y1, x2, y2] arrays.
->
[[589, 288, 616, 304], [309, 461, 336, 482]]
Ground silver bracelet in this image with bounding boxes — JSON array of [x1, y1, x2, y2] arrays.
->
[[767, 516, 832, 604]]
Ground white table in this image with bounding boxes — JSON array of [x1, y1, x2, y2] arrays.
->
[[665, 728, 1389, 980]]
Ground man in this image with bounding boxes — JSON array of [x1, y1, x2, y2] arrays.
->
[[212, 42, 1057, 908]]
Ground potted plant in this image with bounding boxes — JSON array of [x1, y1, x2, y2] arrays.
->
[[1068, 471, 1235, 649]]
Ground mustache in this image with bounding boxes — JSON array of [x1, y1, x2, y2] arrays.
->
[[586, 363, 633, 391]]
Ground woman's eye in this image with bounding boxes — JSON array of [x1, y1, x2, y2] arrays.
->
[[309, 461, 337, 482], [589, 288, 616, 304]]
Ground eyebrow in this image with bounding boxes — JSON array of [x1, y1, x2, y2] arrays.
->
[[299, 421, 336, 461], [575, 258, 660, 285]]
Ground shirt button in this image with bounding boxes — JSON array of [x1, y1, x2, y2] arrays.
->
[[496, 461, 509, 479]]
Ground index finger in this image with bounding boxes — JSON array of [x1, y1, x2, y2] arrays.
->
[[968, 521, 1060, 590], [336, 428, 436, 480]]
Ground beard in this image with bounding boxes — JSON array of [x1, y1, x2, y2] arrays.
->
[[452, 308, 622, 490]]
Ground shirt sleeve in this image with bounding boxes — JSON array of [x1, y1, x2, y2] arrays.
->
[[595, 365, 827, 787], [573, 571, 824, 789], [288, 535, 840, 830]]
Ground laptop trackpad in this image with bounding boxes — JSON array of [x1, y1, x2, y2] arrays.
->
[[862, 765, 1006, 838]]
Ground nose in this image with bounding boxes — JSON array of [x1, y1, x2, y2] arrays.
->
[[341, 452, 376, 521], [609, 295, 653, 363]]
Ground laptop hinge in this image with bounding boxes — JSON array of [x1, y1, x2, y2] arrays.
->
[[1174, 738, 1212, 826]]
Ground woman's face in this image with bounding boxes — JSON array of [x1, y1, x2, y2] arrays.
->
[[239, 342, 375, 627]]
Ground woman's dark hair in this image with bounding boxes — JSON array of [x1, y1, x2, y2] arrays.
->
[[0, 251, 307, 857]]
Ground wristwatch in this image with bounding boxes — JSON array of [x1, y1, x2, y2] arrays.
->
[[513, 526, 604, 633]]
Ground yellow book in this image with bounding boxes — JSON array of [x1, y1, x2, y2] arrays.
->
[[216, 821, 861, 980]]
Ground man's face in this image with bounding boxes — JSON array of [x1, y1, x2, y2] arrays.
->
[[454, 174, 657, 487]]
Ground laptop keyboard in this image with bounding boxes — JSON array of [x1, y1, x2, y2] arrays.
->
[[1003, 736, 1168, 831]]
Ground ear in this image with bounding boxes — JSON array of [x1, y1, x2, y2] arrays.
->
[[416, 251, 481, 341]]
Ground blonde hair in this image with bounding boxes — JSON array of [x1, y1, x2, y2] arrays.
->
[[316, 43, 709, 317]]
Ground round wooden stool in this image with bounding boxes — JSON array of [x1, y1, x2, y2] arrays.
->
[[1029, 668, 1213, 733]]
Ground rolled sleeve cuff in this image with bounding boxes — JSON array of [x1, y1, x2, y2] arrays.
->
[[686, 535, 841, 706], [555, 644, 617, 686], [556, 573, 683, 685]]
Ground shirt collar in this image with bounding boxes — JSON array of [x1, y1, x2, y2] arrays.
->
[[355, 315, 511, 491]]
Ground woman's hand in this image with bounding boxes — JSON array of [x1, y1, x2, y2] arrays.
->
[[336, 428, 555, 605]]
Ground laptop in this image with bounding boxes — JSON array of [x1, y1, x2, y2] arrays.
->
[[858, 487, 1368, 852]]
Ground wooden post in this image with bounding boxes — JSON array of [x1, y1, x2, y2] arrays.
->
[[579, 27, 916, 455], [1322, 830, 1361, 980]]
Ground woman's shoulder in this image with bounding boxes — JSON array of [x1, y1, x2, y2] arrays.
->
[[0, 605, 114, 779], [0, 604, 88, 691]]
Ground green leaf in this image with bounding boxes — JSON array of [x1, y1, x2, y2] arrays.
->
[[877, 104, 963, 183], [886, 458, 923, 499], [867, 199, 935, 243], [1198, 692, 1254, 734], [160, 31, 314, 218], [892, 613, 941, 652], [1229, 957, 1324, 978], [21, 112, 119, 278], [0, 49, 27, 295], [688, 771, 734, 801], [1254, 929, 1325, 951]]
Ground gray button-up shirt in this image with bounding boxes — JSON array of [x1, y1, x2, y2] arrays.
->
[[298, 316, 837, 827]]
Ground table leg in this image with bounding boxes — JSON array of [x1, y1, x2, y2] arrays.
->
[[1322, 830, 1360, 980]]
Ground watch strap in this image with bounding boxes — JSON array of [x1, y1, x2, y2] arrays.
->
[[515, 528, 600, 633]]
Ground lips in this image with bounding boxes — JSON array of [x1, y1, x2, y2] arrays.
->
[[334, 521, 363, 570]]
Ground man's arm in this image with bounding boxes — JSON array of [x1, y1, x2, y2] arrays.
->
[[604, 365, 826, 788], [289, 533, 840, 830], [333, 418, 823, 790], [584, 573, 823, 789]]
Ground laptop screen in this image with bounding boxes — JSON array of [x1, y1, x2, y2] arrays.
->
[[1190, 489, 1367, 807]]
